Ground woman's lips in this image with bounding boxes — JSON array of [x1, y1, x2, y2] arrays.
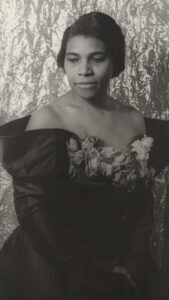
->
[[75, 82, 97, 88]]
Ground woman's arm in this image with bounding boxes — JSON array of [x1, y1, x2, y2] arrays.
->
[[118, 186, 154, 294], [23, 206, 79, 263]]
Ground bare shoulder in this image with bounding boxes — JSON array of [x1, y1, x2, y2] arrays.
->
[[25, 106, 54, 130], [25, 98, 62, 131], [111, 99, 135, 113], [126, 106, 145, 134], [108, 97, 137, 113], [110, 99, 145, 134]]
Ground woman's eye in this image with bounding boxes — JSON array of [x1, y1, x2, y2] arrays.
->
[[67, 58, 79, 63], [91, 56, 106, 63]]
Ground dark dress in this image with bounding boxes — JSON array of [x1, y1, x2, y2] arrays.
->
[[0, 115, 169, 300]]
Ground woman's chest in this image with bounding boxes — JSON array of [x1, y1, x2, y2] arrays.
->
[[63, 109, 138, 150]]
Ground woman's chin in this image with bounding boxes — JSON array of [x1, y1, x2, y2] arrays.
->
[[72, 87, 101, 101]]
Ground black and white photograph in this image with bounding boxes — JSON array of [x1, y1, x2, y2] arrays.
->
[[0, 1, 169, 299]]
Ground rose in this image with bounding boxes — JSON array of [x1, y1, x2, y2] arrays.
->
[[72, 149, 84, 165], [131, 140, 146, 160], [100, 149, 126, 177], [137, 160, 149, 178], [100, 148, 115, 177], [100, 147, 114, 159], [85, 148, 100, 176], [86, 157, 100, 176], [82, 137, 97, 150], [85, 148, 100, 161], [112, 152, 126, 168], [67, 138, 79, 152], [141, 136, 153, 152], [131, 136, 153, 160]]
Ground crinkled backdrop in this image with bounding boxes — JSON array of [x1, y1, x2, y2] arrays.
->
[[0, 0, 169, 279]]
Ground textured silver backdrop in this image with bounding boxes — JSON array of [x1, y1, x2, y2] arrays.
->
[[0, 0, 169, 279]]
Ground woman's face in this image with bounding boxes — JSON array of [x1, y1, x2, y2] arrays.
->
[[64, 35, 113, 100]]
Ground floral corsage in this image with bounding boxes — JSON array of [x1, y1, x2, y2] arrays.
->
[[66, 134, 155, 190]]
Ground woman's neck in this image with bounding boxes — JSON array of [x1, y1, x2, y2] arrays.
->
[[66, 89, 116, 111]]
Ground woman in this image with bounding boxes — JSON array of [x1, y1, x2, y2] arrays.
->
[[0, 11, 169, 300]]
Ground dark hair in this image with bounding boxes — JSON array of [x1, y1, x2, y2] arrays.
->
[[57, 11, 125, 78]]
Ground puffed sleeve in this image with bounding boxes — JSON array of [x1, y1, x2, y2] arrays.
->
[[0, 116, 77, 263], [144, 117, 169, 175]]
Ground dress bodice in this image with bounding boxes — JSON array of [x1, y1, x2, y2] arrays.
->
[[0, 115, 155, 179], [0, 115, 168, 226]]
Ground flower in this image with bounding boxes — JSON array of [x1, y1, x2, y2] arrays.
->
[[82, 136, 97, 150], [85, 148, 101, 176], [85, 156, 100, 176], [67, 133, 154, 190], [131, 140, 146, 160], [67, 138, 79, 152], [112, 152, 126, 168], [85, 148, 100, 161], [100, 147, 115, 159], [71, 149, 84, 165], [131, 136, 153, 160], [141, 136, 153, 151], [99, 148, 125, 177]]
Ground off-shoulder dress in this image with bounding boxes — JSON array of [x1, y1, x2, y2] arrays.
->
[[0, 115, 169, 300]]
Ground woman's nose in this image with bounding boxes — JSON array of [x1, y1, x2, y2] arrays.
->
[[78, 60, 93, 76]]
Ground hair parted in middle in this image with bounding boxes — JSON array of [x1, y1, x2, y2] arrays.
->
[[57, 11, 125, 78]]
